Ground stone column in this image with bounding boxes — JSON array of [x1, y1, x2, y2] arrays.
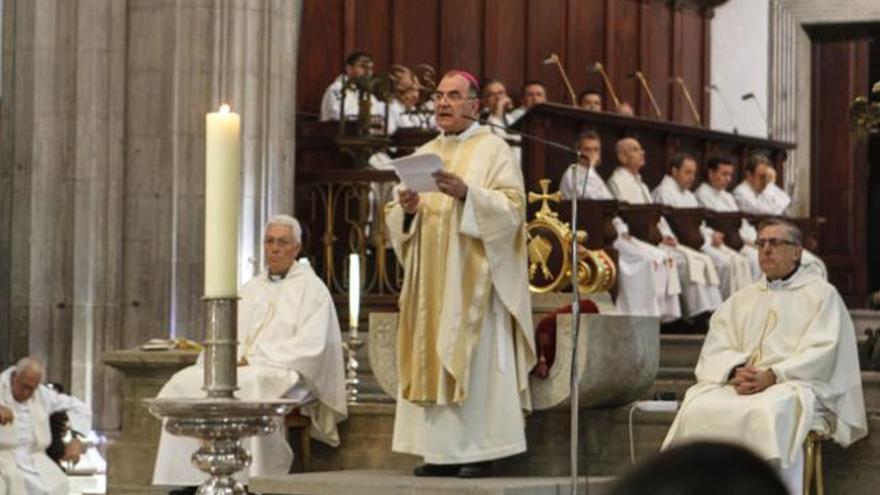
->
[[0, 0, 302, 430]]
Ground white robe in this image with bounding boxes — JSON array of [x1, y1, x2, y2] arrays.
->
[[560, 164, 681, 320], [653, 176, 754, 299], [731, 181, 827, 279], [662, 264, 867, 493], [320, 74, 387, 122], [0, 367, 92, 495], [695, 183, 762, 279], [608, 168, 722, 317], [152, 262, 347, 487]]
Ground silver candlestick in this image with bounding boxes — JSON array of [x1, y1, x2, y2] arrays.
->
[[344, 325, 365, 403], [147, 297, 298, 495]]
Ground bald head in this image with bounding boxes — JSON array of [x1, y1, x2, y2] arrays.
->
[[11, 357, 43, 402], [616, 137, 646, 173]]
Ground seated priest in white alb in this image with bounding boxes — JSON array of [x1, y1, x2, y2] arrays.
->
[[607, 138, 723, 319], [0, 357, 91, 495], [153, 215, 347, 488], [662, 218, 867, 495], [695, 155, 762, 279], [733, 154, 826, 279], [320, 51, 386, 123], [652, 153, 754, 299], [560, 131, 681, 320]]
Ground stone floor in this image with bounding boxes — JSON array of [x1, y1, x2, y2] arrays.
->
[[251, 470, 614, 495]]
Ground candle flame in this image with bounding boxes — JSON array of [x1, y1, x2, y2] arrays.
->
[[219, 104, 231, 114]]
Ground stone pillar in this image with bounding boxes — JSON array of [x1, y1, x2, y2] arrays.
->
[[0, 0, 302, 430]]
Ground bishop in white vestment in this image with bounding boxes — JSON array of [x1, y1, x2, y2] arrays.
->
[[560, 132, 681, 320], [651, 154, 754, 299], [662, 219, 867, 495], [0, 358, 91, 495], [152, 216, 347, 487], [387, 71, 536, 478], [607, 138, 722, 318]]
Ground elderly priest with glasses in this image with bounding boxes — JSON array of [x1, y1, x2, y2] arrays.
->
[[152, 215, 347, 491], [662, 218, 867, 495]]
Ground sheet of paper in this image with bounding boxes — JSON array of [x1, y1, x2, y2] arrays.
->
[[390, 153, 442, 192]]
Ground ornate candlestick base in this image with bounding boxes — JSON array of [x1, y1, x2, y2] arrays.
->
[[146, 297, 297, 494], [148, 398, 297, 495], [343, 334, 365, 403]]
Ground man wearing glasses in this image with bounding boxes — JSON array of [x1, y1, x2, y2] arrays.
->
[[386, 71, 536, 478], [662, 218, 867, 494]]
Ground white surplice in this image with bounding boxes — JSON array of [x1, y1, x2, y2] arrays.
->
[[653, 176, 754, 299], [152, 262, 347, 487], [695, 183, 762, 279], [560, 164, 681, 320], [0, 367, 91, 495], [662, 264, 867, 494], [608, 168, 722, 316]]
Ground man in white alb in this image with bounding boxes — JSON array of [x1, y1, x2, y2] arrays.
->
[[0, 357, 90, 495], [652, 153, 754, 299], [320, 51, 386, 123], [695, 155, 762, 279], [560, 131, 681, 320], [607, 138, 722, 319], [663, 218, 867, 495], [153, 215, 347, 489], [732, 154, 826, 278]]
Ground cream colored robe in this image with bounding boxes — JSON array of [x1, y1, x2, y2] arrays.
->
[[153, 262, 347, 486], [663, 265, 868, 471], [560, 163, 681, 320], [386, 123, 536, 463], [653, 176, 754, 299], [608, 167, 722, 316], [0, 367, 91, 495]]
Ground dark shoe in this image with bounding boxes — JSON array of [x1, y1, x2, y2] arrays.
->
[[457, 461, 492, 478], [168, 488, 197, 495], [414, 463, 460, 477]]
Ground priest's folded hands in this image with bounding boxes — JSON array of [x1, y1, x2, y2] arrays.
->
[[728, 365, 776, 395]]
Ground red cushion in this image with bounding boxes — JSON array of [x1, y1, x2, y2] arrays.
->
[[532, 299, 599, 378]]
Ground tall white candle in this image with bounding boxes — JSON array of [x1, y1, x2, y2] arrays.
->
[[204, 104, 241, 298], [349, 253, 360, 334]]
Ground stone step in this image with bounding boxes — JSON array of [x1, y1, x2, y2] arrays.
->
[[251, 470, 615, 495], [645, 368, 880, 412], [300, 403, 880, 495]]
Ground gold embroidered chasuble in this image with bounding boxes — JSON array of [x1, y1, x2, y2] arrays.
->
[[386, 125, 536, 409]]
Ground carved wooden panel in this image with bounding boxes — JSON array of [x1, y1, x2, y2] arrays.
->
[[810, 37, 870, 307], [297, 0, 716, 124]]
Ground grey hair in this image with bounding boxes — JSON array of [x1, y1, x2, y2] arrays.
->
[[15, 356, 44, 377], [757, 218, 802, 246], [265, 214, 302, 244]]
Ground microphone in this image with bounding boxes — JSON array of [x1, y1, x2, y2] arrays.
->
[[465, 114, 581, 158], [542, 53, 578, 107], [626, 70, 662, 118], [742, 92, 769, 136], [588, 62, 621, 109], [669, 77, 701, 126], [704, 84, 738, 134]]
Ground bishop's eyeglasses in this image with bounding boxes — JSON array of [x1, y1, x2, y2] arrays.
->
[[430, 90, 476, 103]]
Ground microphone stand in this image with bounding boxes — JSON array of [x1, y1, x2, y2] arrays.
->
[[629, 71, 662, 119], [468, 115, 586, 495]]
